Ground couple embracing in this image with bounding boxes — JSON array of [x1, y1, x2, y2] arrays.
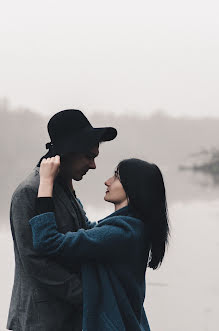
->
[[7, 109, 170, 331]]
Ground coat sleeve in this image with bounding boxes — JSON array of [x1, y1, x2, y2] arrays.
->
[[84, 215, 97, 229], [11, 185, 82, 306], [29, 212, 136, 263]]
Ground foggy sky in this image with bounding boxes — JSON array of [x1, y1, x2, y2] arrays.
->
[[1, 0, 219, 118]]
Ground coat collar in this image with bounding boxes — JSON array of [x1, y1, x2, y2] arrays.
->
[[97, 205, 136, 224]]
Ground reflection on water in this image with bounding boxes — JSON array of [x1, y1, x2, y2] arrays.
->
[[179, 148, 219, 187], [1, 200, 219, 331], [146, 200, 219, 331]]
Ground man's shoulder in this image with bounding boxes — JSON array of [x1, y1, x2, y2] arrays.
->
[[12, 167, 40, 201]]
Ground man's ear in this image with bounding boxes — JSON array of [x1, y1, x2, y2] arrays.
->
[[60, 154, 68, 169], [60, 155, 64, 165], [60, 153, 70, 163], [60, 152, 77, 167]]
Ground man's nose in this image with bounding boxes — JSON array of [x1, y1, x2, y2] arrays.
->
[[89, 159, 96, 169]]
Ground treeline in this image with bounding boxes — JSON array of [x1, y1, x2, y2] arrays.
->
[[1, 101, 219, 225], [179, 148, 219, 184]]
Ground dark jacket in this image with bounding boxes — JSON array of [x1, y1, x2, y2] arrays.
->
[[29, 206, 151, 331], [7, 166, 88, 331]]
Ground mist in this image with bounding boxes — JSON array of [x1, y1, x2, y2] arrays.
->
[[1, 104, 219, 330]]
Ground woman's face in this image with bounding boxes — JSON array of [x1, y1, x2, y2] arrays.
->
[[104, 169, 128, 206]]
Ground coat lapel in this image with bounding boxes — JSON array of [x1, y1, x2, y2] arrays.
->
[[35, 166, 86, 229], [53, 182, 81, 229]]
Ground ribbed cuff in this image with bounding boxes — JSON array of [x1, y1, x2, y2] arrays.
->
[[36, 197, 55, 214]]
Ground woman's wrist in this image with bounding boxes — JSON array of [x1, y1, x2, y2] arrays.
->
[[38, 179, 54, 197]]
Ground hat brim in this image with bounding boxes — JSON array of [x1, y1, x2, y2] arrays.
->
[[94, 127, 117, 142], [47, 126, 117, 156]]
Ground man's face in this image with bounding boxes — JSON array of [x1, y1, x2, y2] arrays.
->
[[60, 145, 99, 181]]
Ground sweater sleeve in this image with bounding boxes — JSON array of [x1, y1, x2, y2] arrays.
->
[[36, 197, 55, 214], [29, 212, 136, 263]]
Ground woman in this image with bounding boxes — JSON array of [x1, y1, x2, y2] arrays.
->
[[29, 156, 170, 331]]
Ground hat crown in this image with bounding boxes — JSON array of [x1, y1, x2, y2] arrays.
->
[[43, 108, 117, 158], [48, 109, 92, 142]]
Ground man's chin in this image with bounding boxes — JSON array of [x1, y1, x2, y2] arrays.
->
[[72, 175, 83, 181]]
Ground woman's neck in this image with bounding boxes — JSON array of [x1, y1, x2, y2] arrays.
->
[[114, 200, 128, 211]]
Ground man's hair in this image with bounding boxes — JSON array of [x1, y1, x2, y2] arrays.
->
[[37, 142, 102, 167]]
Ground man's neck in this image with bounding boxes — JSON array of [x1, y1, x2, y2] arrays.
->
[[67, 179, 74, 192], [58, 173, 74, 192]]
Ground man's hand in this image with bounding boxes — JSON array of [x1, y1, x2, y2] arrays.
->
[[38, 155, 60, 197]]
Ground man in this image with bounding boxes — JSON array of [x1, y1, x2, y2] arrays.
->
[[7, 109, 117, 331]]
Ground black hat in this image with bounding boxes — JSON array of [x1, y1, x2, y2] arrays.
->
[[45, 109, 117, 157]]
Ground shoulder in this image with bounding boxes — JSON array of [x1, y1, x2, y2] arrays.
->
[[97, 214, 145, 237], [98, 214, 143, 226], [12, 168, 39, 202]]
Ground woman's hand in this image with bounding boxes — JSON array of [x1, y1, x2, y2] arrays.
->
[[40, 155, 60, 182], [38, 155, 60, 197]]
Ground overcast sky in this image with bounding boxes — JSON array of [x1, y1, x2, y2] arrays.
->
[[1, 0, 219, 118]]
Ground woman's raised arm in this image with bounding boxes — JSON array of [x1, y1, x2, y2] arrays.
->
[[29, 211, 138, 263]]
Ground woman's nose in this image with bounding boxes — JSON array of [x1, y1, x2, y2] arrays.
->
[[105, 178, 111, 186]]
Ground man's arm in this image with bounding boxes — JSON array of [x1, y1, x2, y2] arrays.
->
[[11, 185, 82, 305]]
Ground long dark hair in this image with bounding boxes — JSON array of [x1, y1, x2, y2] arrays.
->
[[117, 158, 170, 270]]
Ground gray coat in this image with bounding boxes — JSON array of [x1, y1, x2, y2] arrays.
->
[[7, 166, 88, 331]]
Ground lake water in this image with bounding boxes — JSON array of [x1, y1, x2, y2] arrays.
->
[[1, 199, 219, 331]]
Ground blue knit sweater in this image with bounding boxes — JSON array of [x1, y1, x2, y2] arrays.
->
[[29, 206, 151, 331]]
